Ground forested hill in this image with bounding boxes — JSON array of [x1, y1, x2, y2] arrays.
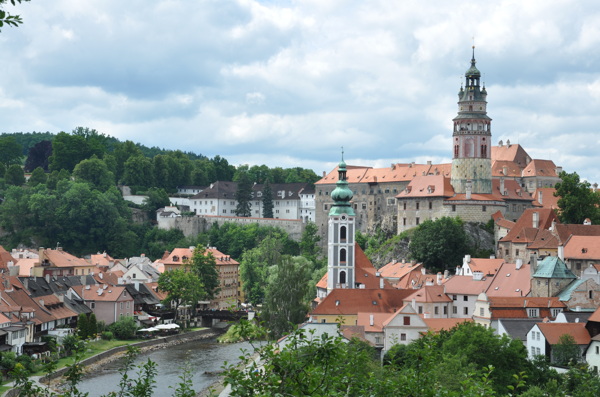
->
[[0, 128, 319, 258]]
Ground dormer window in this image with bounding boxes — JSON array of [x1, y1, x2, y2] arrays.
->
[[173, 256, 179, 262]]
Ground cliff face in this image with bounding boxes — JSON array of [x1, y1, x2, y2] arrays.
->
[[364, 221, 494, 269]]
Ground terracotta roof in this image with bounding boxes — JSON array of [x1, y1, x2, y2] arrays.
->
[[317, 163, 452, 186], [488, 296, 565, 309], [563, 236, 600, 260], [490, 178, 534, 202], [396, 175, 454, 198], [340, 325, 368, 343], [491, 161, 522, 178], [423, 318, 472, 332], [356, 312, 392, 332], [588, 306, 600, 323], [394, 269, 437, 290], [467, 258, 504, 276], [500, 208, 558, 243], [311, 289, 414, 316], [0, 246, 16, 270], [531, 188, 559, 210], [496, 218, 516, 230], [378, 261, 422, 280], [491, 143, 531, 166], [404, 285, 452, 303], [12, 258, 37, 277], [537, 322, 590, 345], [316, 273, 327, 289], [74, 285, 130, 302], [156, 247, 194, 267], [527, 229, 559, 250], [444, 276, 493, 296], [522, 159, 558, 178], [206, 248, 240, 265], [553, 224, 600, 245], [42, 249, 90, 269], [88, 253, 115, 267], [485, 262, 531, 297]]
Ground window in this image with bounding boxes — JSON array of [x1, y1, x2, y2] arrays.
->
[[463, 295, 468, 302], [452, 205, 456, 212], [340, 248, 347, 262], [403, 316, 410, 325], [120, 302, 124, 309], [482, 205, 487, 212], [480, 308, 484, 316], [596, 346, 599, 354], [536, 347, 541, 355], [375, 336, 381, 344], [91, 302, 95, 309], [516, 249, 520, 256], [429, 202, 433, 210], [387, 198, 395, 205], [418, 306, 423, 314], [416, 217, 420, 225], [443, 306, 448, 315], [464, 307, 468, 315], [531, 347, 535, 356], [223, 209, 227, 213], [416, 202, 420, 210], [403, 218, 407, 226], [434, 306, 439, 315], [400, 333, 406, 341], [528, 309, 539, 317], [403, 202, 407, 210], [453, 306, 457, 314], [536, 332, 540, 341]]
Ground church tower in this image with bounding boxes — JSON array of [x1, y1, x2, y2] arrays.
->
[[450, 47, 492, 194], [327, 153, 356, 293]]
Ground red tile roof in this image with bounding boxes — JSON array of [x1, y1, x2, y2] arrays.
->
[[444, 276, 493, 296], [311, 289, 414, 316], [564, 236, 600, 260], [522, 159, 558, 178], [404, 285, 452, 303], [553, 224, 600, 245], [485, 262, 531, 297], [378, 261, 421, 280], [537, 322, 591, 345], [396, 175, 454, 198], [500, 208, 558, 243]]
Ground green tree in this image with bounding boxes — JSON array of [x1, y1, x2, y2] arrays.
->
[[113, 140, 142, 182], [262, 255, 311, 338], [4, 164, 24, 186], [27, 166, 47, 187], [553, 333, 580, 366], [77, 313, 90, 339], [262, 179, 273, 218], [49, 131, 93, 172], [143, 187, 170, 217], [239, 236, 284, 305], [235, 171, 252, 217], [554, 171, 600, 225], [409, 216, 468, 272], [88, 313, 98, 338], [157, 268, 205, 323], [72, 157, 115, 191], [123, 155, 154, 188], [0, 135, 23, 166], [188, 246, 219, 300], [300, 221, 321, 264]]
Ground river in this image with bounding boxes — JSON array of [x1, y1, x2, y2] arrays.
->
[[77, 338, 255, 397]]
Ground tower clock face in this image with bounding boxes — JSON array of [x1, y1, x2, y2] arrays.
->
[[341, 215, 347, 221]]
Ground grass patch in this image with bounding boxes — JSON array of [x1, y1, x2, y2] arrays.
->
[[32, 339, 140, 376]]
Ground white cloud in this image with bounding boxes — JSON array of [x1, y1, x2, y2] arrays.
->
[[0, 0, 599, 184]]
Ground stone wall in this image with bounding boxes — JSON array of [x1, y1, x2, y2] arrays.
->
[[158, 215, 305, 241]]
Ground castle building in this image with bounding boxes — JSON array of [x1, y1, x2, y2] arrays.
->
[[314, 48, 562, 244]]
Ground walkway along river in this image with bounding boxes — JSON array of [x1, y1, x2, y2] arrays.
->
[[75, 335, 253, 396]]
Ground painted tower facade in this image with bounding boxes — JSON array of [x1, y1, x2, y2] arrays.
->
[[327, 155, 356, 293], [450, 47, 493, 194]]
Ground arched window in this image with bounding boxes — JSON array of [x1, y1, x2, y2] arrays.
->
[[339, 271, 347, 285], [340, 226, 347, 241], [454, 145, 459, 158], [340, 248, 347, 263]]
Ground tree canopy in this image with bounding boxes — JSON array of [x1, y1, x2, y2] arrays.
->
[[554, 170, 600, 225], [409, 216, 468, 272]]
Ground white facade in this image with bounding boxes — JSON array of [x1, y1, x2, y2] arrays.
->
[[383, 305, 428, 352], [299, 191, 315, 223], [526, 324, 545, 359], [586, 339, 600, 373]]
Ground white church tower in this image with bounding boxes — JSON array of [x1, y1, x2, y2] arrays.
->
[[327, 153, 356, 293]]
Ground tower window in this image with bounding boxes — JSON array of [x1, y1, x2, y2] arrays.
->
[[339, 271, 346, 285], [340, 226, 347, 241], [340, 248, 347, 263]]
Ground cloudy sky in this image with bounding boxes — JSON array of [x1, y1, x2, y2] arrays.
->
[[1, 0, 600, 183]]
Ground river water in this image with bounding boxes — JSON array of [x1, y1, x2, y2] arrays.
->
[[77, 338, 255, 397]]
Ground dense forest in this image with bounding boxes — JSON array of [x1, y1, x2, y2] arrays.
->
[[0, 128, 320, 258]]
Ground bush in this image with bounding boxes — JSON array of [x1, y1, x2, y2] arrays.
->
[[101, 331, 114, 341], [108, 317, 138, 340]]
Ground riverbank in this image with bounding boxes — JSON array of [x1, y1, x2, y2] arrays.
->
[[4, 327, 227, 397]]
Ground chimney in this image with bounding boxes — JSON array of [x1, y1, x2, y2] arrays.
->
[[443, 270, 449, 279], [45, 274, 50, 283], [134, 281, 140, 291], [38, 299, 44, 307], [538, 190, 543, 205], [516, 258, 523, 270], [421, 267, 426, 275], [322, 171, 326, 177], [502, 166, 508, 176], [80, 275, 86, 285], [498, 140, 503, 147], [500, 178, 505, 195], [437, 272, 442, 285], [99, 273, 103, 280], [532, 212, 539, 229], [558, 245, 564, 260], [23, 278, 28, 290], [369, 314, 374, 326], [506, 139, 511, 147], [380, 278, 384, 289], [411, 298, 416, 311]]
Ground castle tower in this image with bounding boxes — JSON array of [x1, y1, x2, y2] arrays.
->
[[450, 47, 492, 194], [327, 153, 356, 293]]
